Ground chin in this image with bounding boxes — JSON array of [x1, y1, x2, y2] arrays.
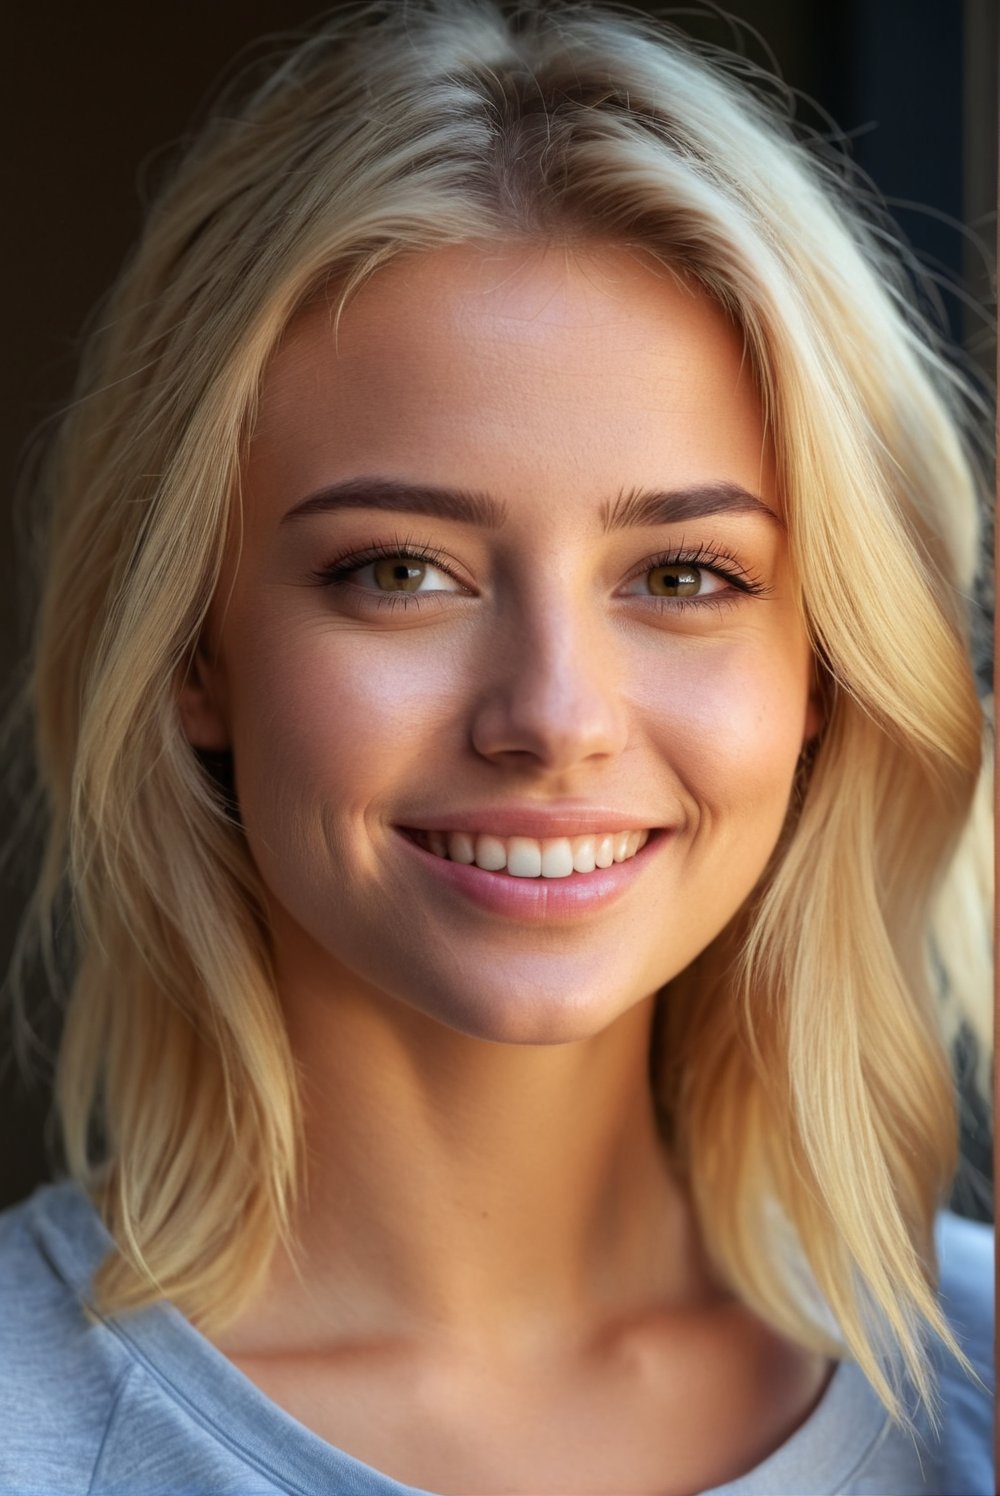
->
[[414, 981, 637, 1047]]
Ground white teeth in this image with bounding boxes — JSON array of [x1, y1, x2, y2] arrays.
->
[[427, 828, 652, 877], [448, 831, 476, 864], [595, 834, 616, 869], [540, 840, 575, 879], [572, 837, 597, 874], [506, 837, 543, 878], [474, 834, 507, 871]]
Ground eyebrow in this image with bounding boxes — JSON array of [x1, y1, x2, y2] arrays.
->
[[280, 475, 783, 532]]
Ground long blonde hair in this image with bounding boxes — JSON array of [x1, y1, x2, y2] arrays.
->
[[11, 0, 991, 1423]]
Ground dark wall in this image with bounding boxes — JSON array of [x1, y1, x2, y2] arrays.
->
[[2, 1, 995, 1212]]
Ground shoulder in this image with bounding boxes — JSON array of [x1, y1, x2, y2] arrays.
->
[[0, 1182, 303, 1495], [0, 1180, 134, 1495], [935, 1208, 994, 1334], [933, 1209, 994, 1496]]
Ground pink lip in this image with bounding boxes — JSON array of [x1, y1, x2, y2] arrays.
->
[[395, 804, 662, 840], [393, 826, 669, 923]]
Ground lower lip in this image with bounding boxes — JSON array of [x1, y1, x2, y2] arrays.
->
[[393, 827, 669, 922]]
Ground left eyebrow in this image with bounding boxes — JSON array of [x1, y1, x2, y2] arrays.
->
[[601, 481, 783, 532], [280, 475, 783, 532]]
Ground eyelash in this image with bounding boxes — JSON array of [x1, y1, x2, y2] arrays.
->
[[633, 540, 770, 609], [310, 534, 771, 614]]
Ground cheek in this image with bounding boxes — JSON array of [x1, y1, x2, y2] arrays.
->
[[635, 636, 810, 831], [225, 622, 464, 857]]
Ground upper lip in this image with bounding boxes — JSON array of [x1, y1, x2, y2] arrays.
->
[[397, 806, 664, 838]]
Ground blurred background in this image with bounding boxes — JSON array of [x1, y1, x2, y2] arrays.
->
[[2, 0, 996, 1215]]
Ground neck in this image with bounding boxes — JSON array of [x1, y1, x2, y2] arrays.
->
[[225, 936, 716, 1359]]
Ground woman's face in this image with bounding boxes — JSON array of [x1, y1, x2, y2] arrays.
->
[[183, 241, 819, 1043]]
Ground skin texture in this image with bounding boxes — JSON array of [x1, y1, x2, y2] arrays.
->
[[180, 241, 827, 1494]]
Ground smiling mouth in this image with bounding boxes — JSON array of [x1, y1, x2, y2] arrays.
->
[[398, 826, 659, 878]]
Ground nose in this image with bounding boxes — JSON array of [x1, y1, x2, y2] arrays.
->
[[469, 593, 629, 773]]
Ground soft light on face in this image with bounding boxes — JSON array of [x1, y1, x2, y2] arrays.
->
[[182, 241, 819, 1044]]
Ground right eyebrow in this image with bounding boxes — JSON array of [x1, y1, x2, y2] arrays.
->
[[282, 476, 506, 529]]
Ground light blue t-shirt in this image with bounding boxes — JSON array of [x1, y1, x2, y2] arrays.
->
[[0, 1179, 993, 1495]]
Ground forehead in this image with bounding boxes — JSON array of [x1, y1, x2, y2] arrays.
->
[[246, 240, 775, 521]]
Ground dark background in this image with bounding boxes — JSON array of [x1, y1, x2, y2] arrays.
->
[[2, 0, 996, 1215]]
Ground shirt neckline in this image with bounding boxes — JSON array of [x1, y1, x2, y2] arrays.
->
[[28, 1177, 903, 1496]]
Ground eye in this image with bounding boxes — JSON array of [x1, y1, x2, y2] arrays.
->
[[356, 555, 461, 594], [313, 541, 466, 596], [634, 562, 726, 598]]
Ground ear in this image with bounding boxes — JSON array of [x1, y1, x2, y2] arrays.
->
[[178, 642, 230, 751]]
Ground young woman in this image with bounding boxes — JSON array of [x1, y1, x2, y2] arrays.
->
[[2, 2, 993, 1492]]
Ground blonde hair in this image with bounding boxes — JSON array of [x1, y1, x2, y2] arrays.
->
[[11, 0, 991, 1425]]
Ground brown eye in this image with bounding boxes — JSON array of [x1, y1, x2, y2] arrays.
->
[[647, 564, 703, 597], [372, 557, 428, 592]]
